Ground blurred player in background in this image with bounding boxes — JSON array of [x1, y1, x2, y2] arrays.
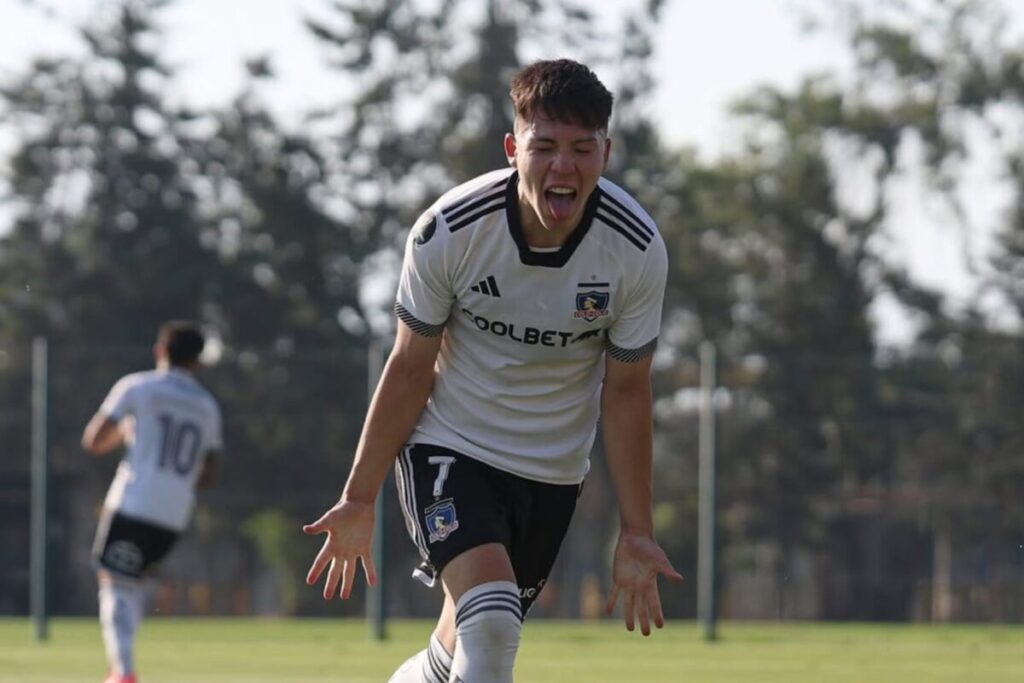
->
[[82, 320, 223, 683], [304, 58, 681, 683]]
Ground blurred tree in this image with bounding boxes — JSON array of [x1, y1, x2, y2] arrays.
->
[[3, 0, 1019, 623], [659, 0, 1024, 620], [182, 62, 376, 614], [0, 0, 374, 616], [304, 0, 657, 311], [655, 90, 894, 616], [0, 0, 226, 611], [829, 0, 1024, 619]]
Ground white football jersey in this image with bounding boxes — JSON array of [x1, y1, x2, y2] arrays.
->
[[396, 168, 667, 484], [99, 368, 223, 531]]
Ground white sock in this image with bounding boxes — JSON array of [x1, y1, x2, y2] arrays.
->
[[424, 634, 453, 683], [449, 581, 522, 683], [387, 650, 424, 683], [387, 634, 452, 683], [98, 578, 145, 676]]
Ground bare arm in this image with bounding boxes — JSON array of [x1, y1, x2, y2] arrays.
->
[[197, 452, 218, 489], [303, 320, 442, 599], [601, 353, 683, 635], [601, 354, 656, 534], [81, 413, 125, 455], [341, 321, 443, 504]]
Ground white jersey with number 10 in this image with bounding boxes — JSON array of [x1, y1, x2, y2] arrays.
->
[[99, 368, 223, 531]]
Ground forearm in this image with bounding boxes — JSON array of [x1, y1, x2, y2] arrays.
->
[[197, 455, 217, 489], [81, 415, 124, 455], [601, 384, 655, 536], [341, 353, 435, 503]]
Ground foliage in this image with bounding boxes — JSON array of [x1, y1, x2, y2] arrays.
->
[[1, 0, 1022, 621]]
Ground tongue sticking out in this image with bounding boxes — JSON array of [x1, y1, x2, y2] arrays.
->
[[546, 190, 577, 221]]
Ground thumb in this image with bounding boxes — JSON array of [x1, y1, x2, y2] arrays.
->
[[660, 560, 684, 582], [302, 516, 330, 535]]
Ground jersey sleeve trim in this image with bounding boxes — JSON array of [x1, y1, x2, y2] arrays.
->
[[607, 337, 658, 363], [395, 302, 445, 337]]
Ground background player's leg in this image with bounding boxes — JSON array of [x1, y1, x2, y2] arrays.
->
[[97, 570, 145, 679], [442, 543, 521, 683]]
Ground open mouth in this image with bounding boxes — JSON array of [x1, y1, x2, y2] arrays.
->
[[545, 186, 577, 221]]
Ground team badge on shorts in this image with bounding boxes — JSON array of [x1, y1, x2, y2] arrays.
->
[[103, 540, 144, 575], [424, 498, 460, 543], [575, 291, 610, 322]]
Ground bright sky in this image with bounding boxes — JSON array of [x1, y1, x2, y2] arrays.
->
[[0, 0, 851, 150], [1, 0, 1017, 342]]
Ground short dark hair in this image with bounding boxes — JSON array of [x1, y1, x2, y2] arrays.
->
[[509, 59, 614, 133], [157, 320, 205, 366]]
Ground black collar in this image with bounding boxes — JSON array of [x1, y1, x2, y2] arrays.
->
[[505, 171, 600, 267]]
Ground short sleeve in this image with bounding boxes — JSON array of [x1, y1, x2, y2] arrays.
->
[[99, 375, 138, 420], [395, 209, 454, 336], [606, 235, 668, 362]]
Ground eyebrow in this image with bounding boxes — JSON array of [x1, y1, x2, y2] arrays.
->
[[530, 136, 601, 145]]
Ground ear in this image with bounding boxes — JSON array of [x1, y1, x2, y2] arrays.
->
[[503, 132, 518, 166], [601, 136, 612, 170]]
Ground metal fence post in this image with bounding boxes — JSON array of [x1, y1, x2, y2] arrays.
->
[[697, 341, 718, 642], [367, 337, 387, 641], [30, 337, 50, 642]]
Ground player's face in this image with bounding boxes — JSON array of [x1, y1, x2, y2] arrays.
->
[[504, 113, 611, 244]]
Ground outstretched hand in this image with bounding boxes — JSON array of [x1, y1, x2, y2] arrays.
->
[[302, 499, 377, 600], [605, 531, 683, 635]]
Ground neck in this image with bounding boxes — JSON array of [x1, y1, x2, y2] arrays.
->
[[159, 361, 194, 374]]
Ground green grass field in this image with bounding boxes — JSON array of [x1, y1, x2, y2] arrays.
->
[[1, 618, 1021, 683]]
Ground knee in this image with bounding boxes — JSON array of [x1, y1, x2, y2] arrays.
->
[[459, 606, 522, 650], [454, 580, 522, 663]]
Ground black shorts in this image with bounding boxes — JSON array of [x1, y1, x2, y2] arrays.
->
[[92, 509, 180, 579], [394, 443, 582, 616]]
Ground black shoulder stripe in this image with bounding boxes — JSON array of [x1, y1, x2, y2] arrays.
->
[[441, 178, 508, 219], [448, 201, 505, 233], [598, 201, 653, 243], [444, 188, 506, 224], [600, 191, 654, 237], [607, 337, 658, 363], [394, 302, 445, 337], [596, 214, 649, 251], [597, 205, 652, 246]]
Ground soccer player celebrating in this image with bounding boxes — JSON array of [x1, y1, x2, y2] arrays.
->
[[82, 321, 224, 683], [304, 59, 681, 683]]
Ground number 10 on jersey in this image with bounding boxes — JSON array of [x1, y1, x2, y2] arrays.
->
[[157, 413, 201, 475]]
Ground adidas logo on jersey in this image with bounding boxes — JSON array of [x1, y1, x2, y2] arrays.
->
[[470, 275, 501, 297]]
